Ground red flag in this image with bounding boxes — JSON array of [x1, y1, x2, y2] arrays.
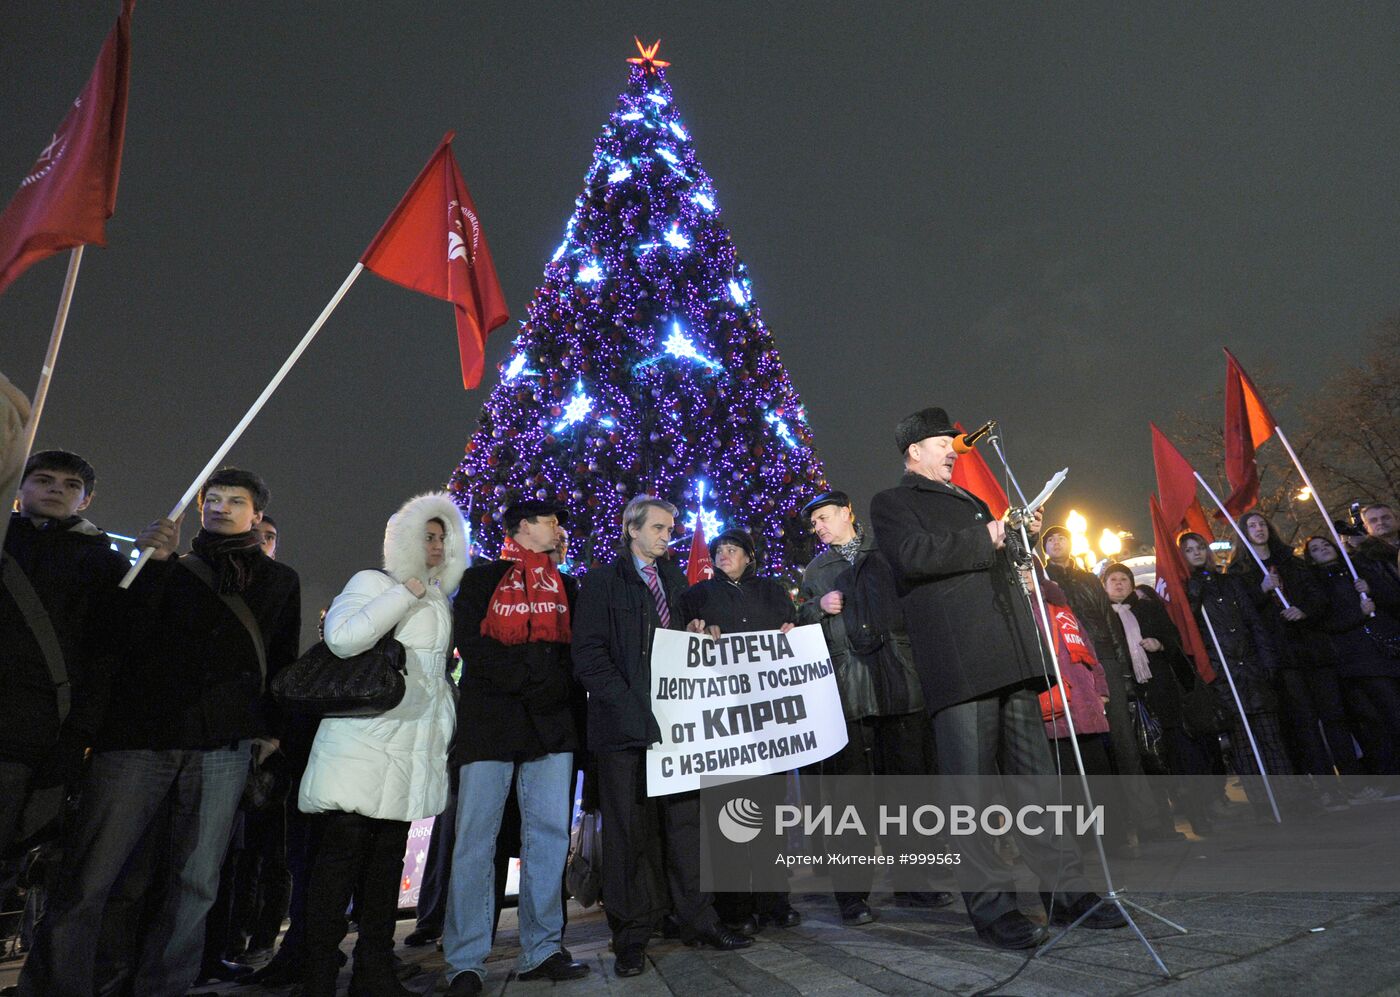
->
[[1150, 424, 1201, 530], [949, 422, 1009, 518], [0, 1, 133, 296], [1222, 348, 1278, 517], [1150, 493, 1215, 683], [1182, 499, 1214, 543], [360, 133, 509, 388], [687, 521, 714, 586]]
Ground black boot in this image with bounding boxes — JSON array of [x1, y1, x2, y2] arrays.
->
[[347, 954, 415, 997]]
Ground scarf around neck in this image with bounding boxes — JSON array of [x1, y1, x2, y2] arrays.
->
[[836, 525, 864, 565], [480, 537, 571, 646], [190, 528, 264, 593], [1110, 602, 1154, 683]]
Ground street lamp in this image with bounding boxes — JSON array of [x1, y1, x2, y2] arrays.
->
[[1099, 528, 1123, 558], [1067, 509, 1092, 568]]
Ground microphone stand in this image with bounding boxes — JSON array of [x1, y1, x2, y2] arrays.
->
[[985, 427, 1186, 978]]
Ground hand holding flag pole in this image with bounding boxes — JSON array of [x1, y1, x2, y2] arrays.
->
[[120, 133, 508, 588], [1222, 349, 1365, 610], [1192, 470, 1291, 610]]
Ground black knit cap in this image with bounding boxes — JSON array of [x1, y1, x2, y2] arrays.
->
[[1040, 525, 1071, 550], [1102, 561, 1135, 584], [709, 528, 755, 560], [801, 490, 852, 519], [894, 407, 959, 453]]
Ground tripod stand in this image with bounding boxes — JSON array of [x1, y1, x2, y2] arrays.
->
[[986, 427, 1187, 978]]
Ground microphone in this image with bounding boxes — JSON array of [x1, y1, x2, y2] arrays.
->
[[953, 420, 995, 454]]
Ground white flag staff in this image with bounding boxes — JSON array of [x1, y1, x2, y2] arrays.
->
[[0, 248, 83, 557], [120, 131, 512, 588], [118, 263, 364, 588], [1191, 471, 1291, 611], [1197, 606, 1282, 824]]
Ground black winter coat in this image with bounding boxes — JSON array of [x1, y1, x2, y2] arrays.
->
[[96, 550, 301, 751], [572, 555, 687, 752], [1117, 593, 1195, 728], [870, 474, 1051, 714], [1183, 568, 1277, 712], [1229, 550, 1330, 670], [1046, 559, 1134, 690], [1308, 559, 1400, 680], [678, 569, 795, 635], [0, 514, 129, 770], [452, 560, 581, 764]]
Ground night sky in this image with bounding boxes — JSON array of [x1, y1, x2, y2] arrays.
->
[[4, 3, 1398, 639]]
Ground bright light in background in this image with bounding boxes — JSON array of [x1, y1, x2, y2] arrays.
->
[[1066, 510, 1088, 534], [1099, 529, 1123, 557], [1296, 487, 1312, 501], [1066, 509, 1092, 561]]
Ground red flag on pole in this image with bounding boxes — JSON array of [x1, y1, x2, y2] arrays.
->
[[0, 0, 133, 297], [1150, 424, 1204, 530], [1150, 493, 1215, 683], [360, 133, 509, 388], [687, 521, 714, 586], [1222, 348, 1278, 517], [950, 422, 1009, 518]]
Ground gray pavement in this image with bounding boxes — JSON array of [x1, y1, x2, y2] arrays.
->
[[6, 889, 1400, 995]]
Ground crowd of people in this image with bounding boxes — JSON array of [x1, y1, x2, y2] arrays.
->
[[2, 403, 1399, 994]]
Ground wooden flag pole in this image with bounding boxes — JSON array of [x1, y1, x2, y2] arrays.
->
[[0, 247, 85, 555], [1192, 471, 1291, 610], [119, 262, 365, 588]]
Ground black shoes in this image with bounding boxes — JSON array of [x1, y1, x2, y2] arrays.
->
[[975, 910, 1048, 950], [196, 959, 254, 984], [246, 953, 301, 986], [759, 905, 802, 928], [443, 971, 484, 995], [840, 900, 878, 925], [894, 891, 955, 909], [1047, 893, 1128, 929], [615, 945, 647, 977], [403, 926, 442, 947], [724, 915, 761, 936], [685, 925, 754, 950], [518, 951, 591, 981]]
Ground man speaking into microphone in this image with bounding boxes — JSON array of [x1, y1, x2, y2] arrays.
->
[[870, 407, 1124, 949]]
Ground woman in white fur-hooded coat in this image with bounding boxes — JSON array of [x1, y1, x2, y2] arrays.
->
[[299, 492, 467, 996], [300, 492, 465, 821]]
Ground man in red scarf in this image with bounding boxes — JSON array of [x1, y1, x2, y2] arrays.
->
[[443, 501, 588, 995]]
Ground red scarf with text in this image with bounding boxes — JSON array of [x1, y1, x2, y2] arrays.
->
[[481, 538, 571, 646], [1050, 604, 1098, 666]]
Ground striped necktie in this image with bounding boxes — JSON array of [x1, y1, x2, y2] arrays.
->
[[641, 563, 671, 628]]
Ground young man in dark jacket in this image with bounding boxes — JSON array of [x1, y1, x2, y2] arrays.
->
[[0, 451, 128, 856], [871, 407, 1123, 950], [572, 495, 751, 978], [797, 490, 952, 923], [20, 467, 300, 997], [442, 501, 588, 996]]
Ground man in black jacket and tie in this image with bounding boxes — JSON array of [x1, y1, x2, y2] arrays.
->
[[871, 407, 1124, 950], [571, 495, 751, 979]]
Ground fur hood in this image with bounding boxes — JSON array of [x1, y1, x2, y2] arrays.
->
[[382, 491, 468, 595]]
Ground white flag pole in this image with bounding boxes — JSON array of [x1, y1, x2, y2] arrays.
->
[[1193, 471, 1291, 610], [119, 262, 365, 589], [1198, 606, 1282, 824], [1275, 427, 1362, 582], [0, 246, 85, 555]]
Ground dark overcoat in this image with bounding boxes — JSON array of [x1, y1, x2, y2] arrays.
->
[[870, 473, 1050, 714]]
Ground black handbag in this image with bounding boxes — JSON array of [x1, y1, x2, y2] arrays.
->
[[271, 629, 407, 718]]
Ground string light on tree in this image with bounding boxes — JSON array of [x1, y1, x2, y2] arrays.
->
[[448, 39, 827, 578]]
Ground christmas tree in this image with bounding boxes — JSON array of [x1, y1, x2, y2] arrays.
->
[[448, 41, 828, 580]]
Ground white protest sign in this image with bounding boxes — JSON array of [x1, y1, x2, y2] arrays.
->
[[646, 624, 848, 796]]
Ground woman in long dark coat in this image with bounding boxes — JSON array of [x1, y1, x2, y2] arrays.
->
[[1303, 535, 1400, 791], [678, 528, 798, 934]]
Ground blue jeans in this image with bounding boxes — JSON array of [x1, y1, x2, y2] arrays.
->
[[442, 752, 572, 981], [19, 743, 250, 997]]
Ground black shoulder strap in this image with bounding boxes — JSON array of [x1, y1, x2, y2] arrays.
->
[[0, 555, 70, 723], [178, 554, 268, 687]]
